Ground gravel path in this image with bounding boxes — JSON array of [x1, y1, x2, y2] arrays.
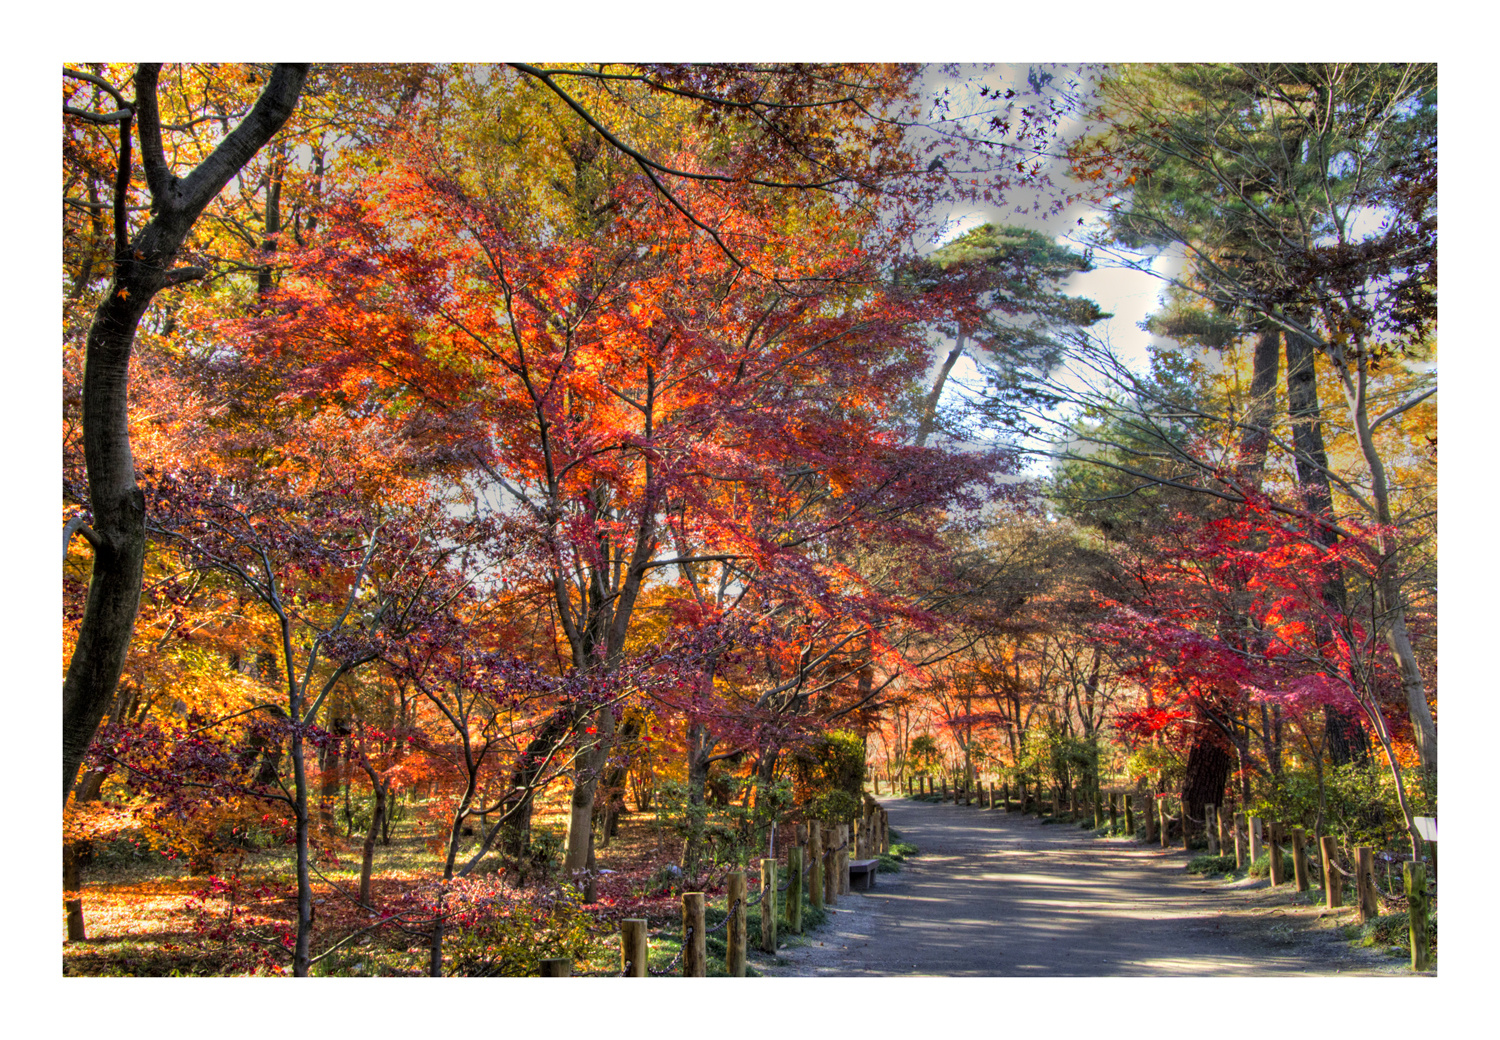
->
[[754, 796, 1414, 977]]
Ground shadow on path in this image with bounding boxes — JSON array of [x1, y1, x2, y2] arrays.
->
[[766, 796, 1397, 976]]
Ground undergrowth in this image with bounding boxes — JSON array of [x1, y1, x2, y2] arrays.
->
[[1185, 853, 1238, 875], [1346, 909, 1438, 965]]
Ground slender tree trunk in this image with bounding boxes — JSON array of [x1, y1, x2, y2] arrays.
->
[[291, 723, 313, 977], [916, 331, 966, 447], [680, 722, 713, 880], [358, 776, 387, 907]]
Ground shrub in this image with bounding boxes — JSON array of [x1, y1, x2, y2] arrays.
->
[[1186, 853, 1237, 875], [1352, 909, 1438, 962], [1246, 851, 1294, 880]]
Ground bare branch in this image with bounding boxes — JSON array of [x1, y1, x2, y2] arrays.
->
[[63, 66, 131, 109], [63, 105, 131, 124], [63, 515, 101, 562]]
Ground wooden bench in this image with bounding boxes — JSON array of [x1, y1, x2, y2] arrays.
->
[[848, 858, 879, 891]]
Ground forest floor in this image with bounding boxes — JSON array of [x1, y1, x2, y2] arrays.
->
[[62, 790, 743, 976], [757, 794, 1426, 977]]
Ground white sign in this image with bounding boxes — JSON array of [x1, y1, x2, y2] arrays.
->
[[1414, 816, 1438, 842]]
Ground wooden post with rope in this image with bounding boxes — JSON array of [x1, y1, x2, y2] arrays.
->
[[1404, 861, 1430, 971], [787, 846, 804, 934], [759, 858, 778, 953], [682, 892, 706, 976], [1355, 847, 1378, 922], [822, 823, 838, 906], [808, 823, 824, 910], [1292, 828, 1309, 893], [837, 824, 851, 895], [726, 870, 747, 976], [621, 918, 648, 977], [1318, 836, 1342, 908]]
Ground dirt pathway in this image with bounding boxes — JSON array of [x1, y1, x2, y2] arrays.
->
[[756, 796, 1411, 977]]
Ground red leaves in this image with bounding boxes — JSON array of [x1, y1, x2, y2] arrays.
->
[[1093, 495, 1405, 727]]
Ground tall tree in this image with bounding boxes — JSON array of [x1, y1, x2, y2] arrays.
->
[[1070, 62, 1436, 773], [62, 63, 309, 801]]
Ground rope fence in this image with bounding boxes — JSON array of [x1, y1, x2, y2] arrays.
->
[[548, 805, 889, 978]]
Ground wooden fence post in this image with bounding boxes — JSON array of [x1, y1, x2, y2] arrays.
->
[[726, 870, 747, 976], [788, 846, 804, 934], [1182, 800, 1192, 851], [837, 824, 851, 895], [823, 823, 838, 906], [1233, 813, 1245, 869], [1248, 816, 1262, 864], [1218, 805, 1231, 854], [1069, 785, 1078, 818], [1318, 836, 1342, 908], [539, 957, 571, 976], [1108, 791, 1118, 834], [682, 892, 707, 976], [1355, 847, 1378, 923], [873, 776, 881, 795], [759, 858, 778, 953], [1404, 861, 1429, 971], [1144, 795, 1157, 843], [1267, 822, 1284, 885], [621, 918, 648, 977], [1124, 793, 1135, 837], [808, 823, 824, 910], [1292, 828, 1309, 893], [1158, 797, 1169, 848], [852, 817, 862, 859], [1205, 804, 1218, 855], [1095, 789, 1105, 830], [1002, 782, 1011, 812]]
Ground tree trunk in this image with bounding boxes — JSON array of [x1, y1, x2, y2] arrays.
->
[[1285, 329, 1373, 766], [64, 843, 86, 941], [62, 63, 310, 802], [562, 706, 615, 874], [358, 778, 387, 907], [680, 722, 712, 880], [1180, 731, 1231, 828], [291, 723, 313, 977], [916, 331, 966, 447]]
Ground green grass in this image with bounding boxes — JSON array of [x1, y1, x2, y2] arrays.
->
[[876, 838, 920, 873], [1185, 853, 1239, 875], [1246, 851, 1295, 880], [1346, 909, 1437, 964]]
